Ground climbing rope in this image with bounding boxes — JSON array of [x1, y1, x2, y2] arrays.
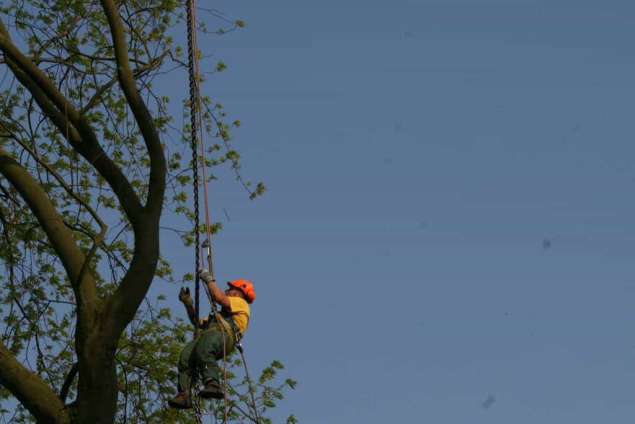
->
[[185, 2, 261, 423], [185, 0, 229, 422], [185, 0, 203, 334], [186, 0, 216, 311]]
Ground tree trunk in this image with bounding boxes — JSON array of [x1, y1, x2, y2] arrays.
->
[[76, 339, 118, 424]]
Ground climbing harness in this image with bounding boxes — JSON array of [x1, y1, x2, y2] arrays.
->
[[184, 1, 261, 423]]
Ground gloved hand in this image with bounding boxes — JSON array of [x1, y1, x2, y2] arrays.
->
[[178, 287, 192, 304], [198, 268, 215, 284]]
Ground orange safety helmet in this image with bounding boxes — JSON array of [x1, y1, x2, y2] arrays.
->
[[227, 279, 256, 304]]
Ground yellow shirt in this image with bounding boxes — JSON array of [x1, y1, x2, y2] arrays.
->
[[198, 297, 251, 334], [227, 296, 250, 335]]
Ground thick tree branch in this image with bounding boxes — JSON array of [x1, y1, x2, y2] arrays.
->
[[99, 0, 167, 339], [0, 124, 109, 291], [100, 0, 166, 215], [0, 147, 98, 321], [0, 335, 69, 424], [0, 121, 108, 237]]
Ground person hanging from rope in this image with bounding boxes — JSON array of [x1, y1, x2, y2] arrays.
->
[[168, 270, 256, 409]]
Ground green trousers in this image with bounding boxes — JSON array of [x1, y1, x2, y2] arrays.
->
[[177, 321, 236, 393]]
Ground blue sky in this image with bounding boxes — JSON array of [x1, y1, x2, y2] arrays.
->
[[159, 0, 635, 422]]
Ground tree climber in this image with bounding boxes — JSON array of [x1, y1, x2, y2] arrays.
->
[[168, 270, 256, 409]]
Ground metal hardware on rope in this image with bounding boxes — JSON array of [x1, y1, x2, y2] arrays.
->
[[202, 239, 217, 313]]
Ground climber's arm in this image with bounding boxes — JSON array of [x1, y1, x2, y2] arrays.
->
[[198, 270, 231, 309], [206, 280, 231, 309], [178, 287, 201, 328]]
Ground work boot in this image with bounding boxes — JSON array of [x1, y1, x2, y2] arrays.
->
[[199, 380, 224, 399], [168, 392, 192, 409]]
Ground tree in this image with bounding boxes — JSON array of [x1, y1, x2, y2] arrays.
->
[[0, 1, 292, 423]]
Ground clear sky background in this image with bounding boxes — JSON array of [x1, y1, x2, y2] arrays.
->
[[159, 0, 635, 422]]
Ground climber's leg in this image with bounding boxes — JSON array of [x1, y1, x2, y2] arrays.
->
[[194, 324, 235, 399], [168, 339, 197, 409]]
